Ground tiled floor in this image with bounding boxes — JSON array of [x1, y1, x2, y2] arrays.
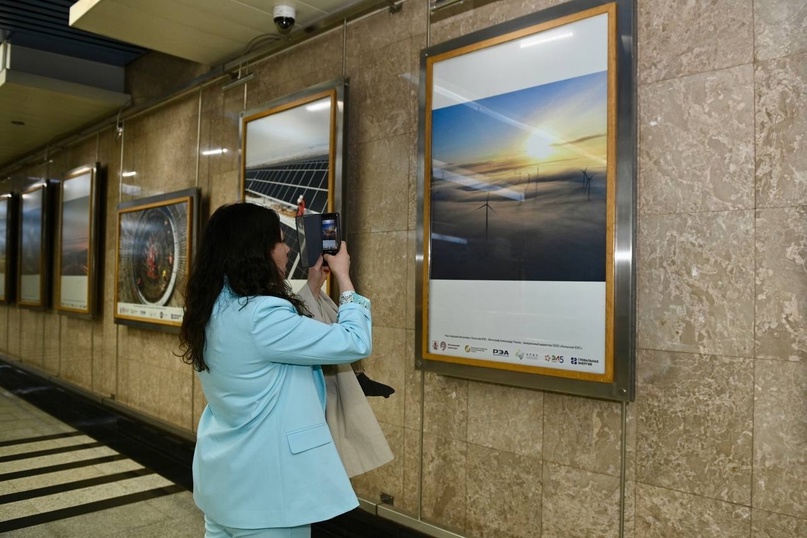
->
[[0, 379, 203, 537], [0, 360, 430, 538]]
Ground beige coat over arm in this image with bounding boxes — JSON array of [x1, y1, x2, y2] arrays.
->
[[296, 284, 394, 477]]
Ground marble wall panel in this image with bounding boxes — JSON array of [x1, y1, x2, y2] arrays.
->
[[405, 231, 416, 331], [5, 308, 20, 358], [638, 65, 754, 215], [350, 231, 409, 329], [245, 31, 343, 110], [350, 134, 411, 234], [755, 206, 807, 362], [543, 392, 631, 478], [466, 443, 543, 538], [350, 422, 403, 503], [345, 37, 414, 145], [19, 310, 44, 366], [636, 349, 753, 505], [365, 326, 407, 427], [92, 314, 117, 399], [422, 371, 467, 441], [467, 380, 543, 458], [93, 129, 122, 399], [397, 426, 422, 518], [755, 53, 807, 208], [116, 326, 193, 427], [541, 462, 629, 538], [42, 313, 59, 373], [637, 210, 754, 357], [197, 85, 242, 204], [48, 137, 98, 179], [120, 95, 200, 199], [59, 317, 92, 390], [753, 360, 807, 518], [117, 357, 193, 429], [421, 432, 467, 533], [753, 0, 807, 62], [208, 170, 240, 214], [429, 0, 565, 45], [346, 0, 426, 61], [751, 509, 807, 538], [637, 0, 753, 84], [118, 329, 185, 373], [635, 483, 751, 538]]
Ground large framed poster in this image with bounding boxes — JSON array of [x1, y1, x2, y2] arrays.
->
[[417, 0, 635, 401], [18, 182, 50, 309], [114, 188, 199, 332], [240, 78, 347, 292], [0, 193, 17, 303], [55, 164, 103, 317]]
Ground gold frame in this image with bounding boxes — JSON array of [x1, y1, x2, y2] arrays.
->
[[55, 164, 101, 317], [17, 182, 49, 309], [113, 188, 199, 331], [239, 79, 348, 293], [0, 194, 15, 303], [419, 3, 620, 385]]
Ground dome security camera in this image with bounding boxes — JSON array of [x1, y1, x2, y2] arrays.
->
[[273, 5, 296, 34]]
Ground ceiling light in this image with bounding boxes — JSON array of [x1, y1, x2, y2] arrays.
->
[[201, 148, 228, 156], [121, 171, 136, 177]]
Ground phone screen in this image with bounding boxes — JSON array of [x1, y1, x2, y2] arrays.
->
[[321, 213, 340, 254]]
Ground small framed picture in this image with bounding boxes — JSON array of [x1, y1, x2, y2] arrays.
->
[[18, 182, 50, 309], [114, 188, 199, 332], [0, 193, 17, 303], [55, 164, 103, 317]]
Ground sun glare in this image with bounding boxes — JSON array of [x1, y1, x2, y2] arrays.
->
[[524, 131, 555, 160]]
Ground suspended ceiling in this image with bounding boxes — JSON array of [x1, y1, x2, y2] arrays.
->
[[69, 0, 376, 66], [0, 0, 394, 173]]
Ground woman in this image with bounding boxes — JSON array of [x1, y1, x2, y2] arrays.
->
[[179, 202, 372, 538]]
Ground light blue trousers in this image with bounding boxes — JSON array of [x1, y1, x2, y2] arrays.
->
[[204, 515, 311, 538]]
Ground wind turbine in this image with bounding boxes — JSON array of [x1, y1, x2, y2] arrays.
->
[[476, 192, 495, 239], [581, 167, 593, 201]]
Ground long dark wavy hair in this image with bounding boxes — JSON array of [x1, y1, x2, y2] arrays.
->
[[179, 202, 308, 372]]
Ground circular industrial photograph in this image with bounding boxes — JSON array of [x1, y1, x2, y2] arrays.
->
[[130, 207, 179, 306]]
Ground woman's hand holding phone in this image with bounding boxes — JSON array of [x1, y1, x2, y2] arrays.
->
[[324, 242, 354, 292]]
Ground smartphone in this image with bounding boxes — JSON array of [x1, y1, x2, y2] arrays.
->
[[320, 212, 340, 255]]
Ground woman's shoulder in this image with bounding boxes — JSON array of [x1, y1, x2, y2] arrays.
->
[[214, 289, 295, 317]]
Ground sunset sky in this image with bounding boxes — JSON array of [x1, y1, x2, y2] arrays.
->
[[431, 70, 608, 182]]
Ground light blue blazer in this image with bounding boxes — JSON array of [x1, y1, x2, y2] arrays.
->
[[192, 286, 372, 529]]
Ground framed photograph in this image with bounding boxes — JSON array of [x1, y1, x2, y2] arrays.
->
[[240, 78, 347, 292], [114, 188, 200, 332], [18, 182, 51, 309], [416, 0, 635, 401], [55, 163, 103, 317], [0, 193, 17, 303]]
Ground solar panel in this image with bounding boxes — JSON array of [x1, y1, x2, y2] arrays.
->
[[244, 154, 330, 280]]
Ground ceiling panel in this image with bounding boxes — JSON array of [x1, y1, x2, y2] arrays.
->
[[0, 0, 392, 172], [0, 0, 143, 171], [70, 0, 373, 66], [0, 68, 129, 165], [0, 0, 146, 65]]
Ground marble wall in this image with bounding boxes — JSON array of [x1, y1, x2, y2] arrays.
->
[[1, 0, 805, 536]]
